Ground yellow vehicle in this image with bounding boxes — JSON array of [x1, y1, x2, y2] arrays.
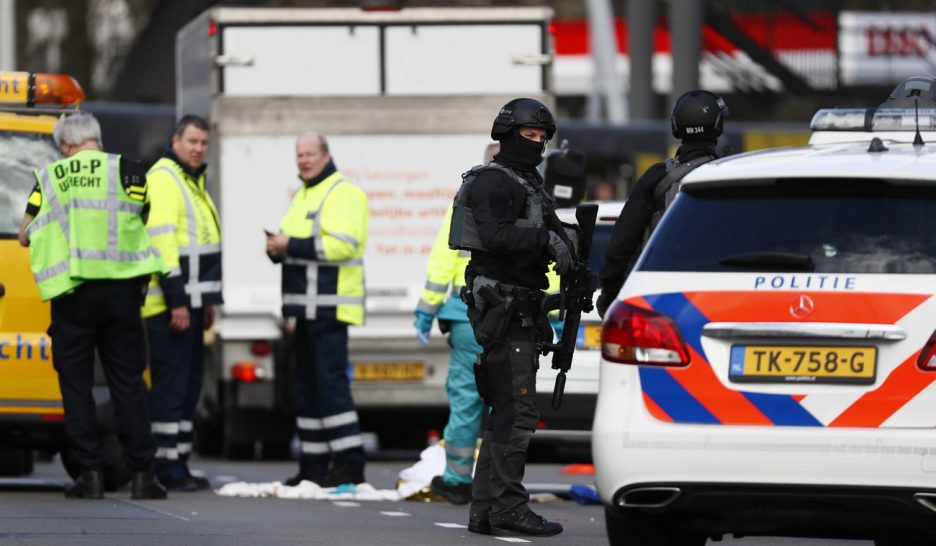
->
[[0, 72, 127, 487]]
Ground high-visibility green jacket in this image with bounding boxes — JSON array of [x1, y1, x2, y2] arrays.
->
[[26, 149, 167, 301], [278, 170, 368, 325], [417, 206, 472, 323], [142, 156, 222, 317]]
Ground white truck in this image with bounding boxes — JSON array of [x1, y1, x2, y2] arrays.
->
[[175, 6, 555, 456]]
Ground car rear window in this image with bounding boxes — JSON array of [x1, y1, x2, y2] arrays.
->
[[587, 224, 614, 274], [0, 131, 59, 237], [639, 180, 936, 274]]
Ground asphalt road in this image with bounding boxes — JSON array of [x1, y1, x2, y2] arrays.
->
[[0, 454, 874, 545]]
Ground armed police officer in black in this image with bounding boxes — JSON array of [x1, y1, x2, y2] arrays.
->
[[597, 90, 731, 318], [450, 99, 572, 537]]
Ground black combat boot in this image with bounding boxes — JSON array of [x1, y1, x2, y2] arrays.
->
[[430, 475, 472, 505], [64, 469, 104, 499], [131, 468, 168, 500], [467, 518, 492, 535], [491, 511, 563, 537], [320, 457, 365, 488]]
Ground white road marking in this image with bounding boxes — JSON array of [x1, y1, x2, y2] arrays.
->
[[120, 500, 190, 521], [214, 475, 239, 483], [494, 538, 531, 543], [434, 522, 467, 528], [332, 501, 361, 507], [380, 511, 411, 517]]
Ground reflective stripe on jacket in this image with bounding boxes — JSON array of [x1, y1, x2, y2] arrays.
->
[[279, 171, 368, 325], [27, 149, 167, 301], [142, 157, 222, 317]]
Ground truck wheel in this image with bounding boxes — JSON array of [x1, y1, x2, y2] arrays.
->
[[0, 448, 34, 476], [223, 439, 255, 460], [260, 441, 291, 460], [194, 413, 223, 456], [61, 433, 130, 492]]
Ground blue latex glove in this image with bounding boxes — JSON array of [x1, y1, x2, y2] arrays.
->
[[550, 319, 565, 340], [414, 310, 434, 346]]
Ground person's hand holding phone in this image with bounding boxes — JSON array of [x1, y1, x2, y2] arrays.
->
[[265, 229, 289, 255]]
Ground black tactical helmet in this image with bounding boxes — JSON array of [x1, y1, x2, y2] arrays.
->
[[671, 90, 729, 140], [491, 98, 556, 141], [879, 76, 936, 108]]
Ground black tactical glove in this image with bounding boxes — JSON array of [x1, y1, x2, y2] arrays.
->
[[547, 231, 574, 276]]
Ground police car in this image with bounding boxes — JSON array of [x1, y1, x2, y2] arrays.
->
[[533, 201, 623, 453], [594, 94, 936, 544]]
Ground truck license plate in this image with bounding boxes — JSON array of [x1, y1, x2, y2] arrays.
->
[[578, 325, 601, 349], [729, 345, 876, 384], [353, 361, 425, 381]]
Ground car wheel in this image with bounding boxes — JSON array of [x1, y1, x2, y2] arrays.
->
[[0, 448, 34, 476], [605, 507, 706, 546], [223, 438, 255, 460], [260, 441, 291, 460], [194, 411, 223, 456]]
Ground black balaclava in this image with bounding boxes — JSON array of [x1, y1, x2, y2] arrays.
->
[[496, 130, 546, 170]]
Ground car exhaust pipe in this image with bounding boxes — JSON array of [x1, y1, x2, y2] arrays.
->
[[914, 493, 936, 513], [617, 487, 682, 509]]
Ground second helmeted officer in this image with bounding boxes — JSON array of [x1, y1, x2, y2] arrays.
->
[[597, 90, 730, 318]]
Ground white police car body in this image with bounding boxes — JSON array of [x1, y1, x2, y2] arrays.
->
[[593, 108, 936, 545]]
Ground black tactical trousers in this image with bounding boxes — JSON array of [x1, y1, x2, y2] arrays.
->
[[469, 314, 539, 526], [49, 280, 156, 472]]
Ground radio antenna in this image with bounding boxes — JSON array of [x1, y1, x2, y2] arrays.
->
[[914, 94, 925, 147]]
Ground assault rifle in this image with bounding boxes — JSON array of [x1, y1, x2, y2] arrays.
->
[[539, 203, 599, 410]]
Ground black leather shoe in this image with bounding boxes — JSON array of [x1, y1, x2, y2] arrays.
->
[[320, 458, 364, 488], [467, 519, 491, 535], [492, 511, 563, 537], [158, 475, 200, 492], [430, 475, 471, 505], [64, 470, 104, 499], [131, 469, 168, 499]]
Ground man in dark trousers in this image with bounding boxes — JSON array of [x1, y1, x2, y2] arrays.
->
[[143, 115, 222, 491], [452, 98, 573, 537], [19, 112, 168, 499], [597, 90, 730, 318], [266, 132, 369, 488]]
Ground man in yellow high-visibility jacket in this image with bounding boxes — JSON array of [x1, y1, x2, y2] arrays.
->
[[142, 115, 222, 491], [266, 132, 368, 488], [19, 112, 168, 500]]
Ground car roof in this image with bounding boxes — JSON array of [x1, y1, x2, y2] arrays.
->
[[556, 200, 625, 224], [681, 140, 936, 187]]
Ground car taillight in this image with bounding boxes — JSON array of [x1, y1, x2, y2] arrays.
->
[[250, 341, 273, 357], [917, 329, 936, 371], [601, 301, 690, 366], [231, 362, 259, 382]]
